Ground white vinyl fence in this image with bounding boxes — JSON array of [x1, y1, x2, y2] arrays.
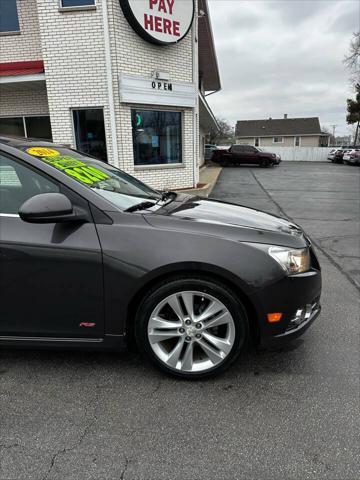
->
[[264, 147, 333, 162]]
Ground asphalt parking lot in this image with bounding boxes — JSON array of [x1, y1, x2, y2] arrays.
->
[[1, 162, 359, 480]]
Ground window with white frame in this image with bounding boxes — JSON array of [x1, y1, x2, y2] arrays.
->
[[0, 0, 20, 33], [254, 138, 260, 147], [60, 0, 95, 7], [294, 136, 300, 147], [273, 137, 283, 143], [0, 116, 52, 140]]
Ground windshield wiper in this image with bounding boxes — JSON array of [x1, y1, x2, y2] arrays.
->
[[158, 190, 177, 203], [125, 201, 156, 213]]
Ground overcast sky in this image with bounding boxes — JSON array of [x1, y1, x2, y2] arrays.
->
[[207, 0, 360, 136]]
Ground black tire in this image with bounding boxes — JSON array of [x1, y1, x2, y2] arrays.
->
[[134, 276, 249, 379], [259, 158, 270, 168], [214, 156, 225, 166]]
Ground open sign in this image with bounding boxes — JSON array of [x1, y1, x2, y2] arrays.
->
[[120, 0, 195, 46]]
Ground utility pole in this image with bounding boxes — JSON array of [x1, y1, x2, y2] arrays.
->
[[330, 125, 337, 146]]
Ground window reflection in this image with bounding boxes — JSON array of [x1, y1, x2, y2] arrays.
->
[[132, 110, 182, 166]]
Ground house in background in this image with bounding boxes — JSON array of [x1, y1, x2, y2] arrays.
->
[[236, 115, 330, 147]]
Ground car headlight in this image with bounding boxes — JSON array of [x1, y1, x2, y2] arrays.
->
[[245, 243, 311, 274], [269, 246, 310, 274]]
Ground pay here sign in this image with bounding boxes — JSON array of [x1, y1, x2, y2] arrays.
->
[[120, 0, 195, 45]]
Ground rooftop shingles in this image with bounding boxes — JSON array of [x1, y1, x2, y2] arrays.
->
[[236, 117, 322, 137]]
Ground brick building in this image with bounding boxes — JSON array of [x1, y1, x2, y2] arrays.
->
[[0, 0, 220, 190]]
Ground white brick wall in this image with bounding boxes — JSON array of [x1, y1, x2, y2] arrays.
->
[[108, 0, 198, 189], [0, 0, 43, 62], [35, 0, 112, 158], [0, 83, 49, 116], [2, 0, 200, 190]]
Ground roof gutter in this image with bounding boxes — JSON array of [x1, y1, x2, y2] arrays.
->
[[205, 88, 221, 97], [236, 133, 326, 138]]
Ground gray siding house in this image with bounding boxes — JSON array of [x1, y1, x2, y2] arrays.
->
[[236, 115, 330, 147]]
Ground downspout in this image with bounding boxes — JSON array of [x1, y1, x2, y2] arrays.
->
[[101, 0, 119, 165], [192, 7, 198, 188]]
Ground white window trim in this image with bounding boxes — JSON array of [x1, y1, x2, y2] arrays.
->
[[294, 136, 301, 147], [0, 30, 20, 36], [59, 0, 96, 12], [273, 137, 284, 144], [131, 107, 185, 169]]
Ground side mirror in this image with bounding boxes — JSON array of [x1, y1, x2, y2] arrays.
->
[[19, 193, 86, 224]]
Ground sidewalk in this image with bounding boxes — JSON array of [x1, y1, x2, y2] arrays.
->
[[177, 165, 222, 197]]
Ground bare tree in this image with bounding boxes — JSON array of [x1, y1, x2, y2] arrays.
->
[[321, 126, 336, 146], [209, 118, 235, 144], [344, 32, 360, 84]]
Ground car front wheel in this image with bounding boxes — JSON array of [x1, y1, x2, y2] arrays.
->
[[135, 277, 249, 379], [215, 156, 226, 166], [259, 158, 270, 167]]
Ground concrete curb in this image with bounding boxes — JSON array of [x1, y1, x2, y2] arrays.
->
[[177, 165, 223, 197]]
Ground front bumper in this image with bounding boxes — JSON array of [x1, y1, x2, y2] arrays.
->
[[261, 299, 321, 346], [249, 249, 322, 346]]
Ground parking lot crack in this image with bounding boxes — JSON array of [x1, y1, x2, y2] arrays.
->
[[0, 443, 20, 450], [249, 169, 360, 293], [120, 455, 129, 480], [151, 378, 162, 395], [41, 392, 100, 480]]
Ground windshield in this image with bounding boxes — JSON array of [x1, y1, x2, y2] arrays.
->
[[23, 146, 162, 210]]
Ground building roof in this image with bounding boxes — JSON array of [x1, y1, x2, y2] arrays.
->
[[198, 0, 221, 92], [235, 117, 323, 137], [0, 61, 45, 77], [199, 93, 219, 133]]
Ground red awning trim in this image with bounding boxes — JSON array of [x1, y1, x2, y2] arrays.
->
[[0, 60, 45, 77]]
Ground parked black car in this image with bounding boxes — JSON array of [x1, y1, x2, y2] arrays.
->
[[0, 137, 321, 379], [212, 144, 281, 167]]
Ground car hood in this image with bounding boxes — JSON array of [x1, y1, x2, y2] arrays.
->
[[151, 196, 304, 237]]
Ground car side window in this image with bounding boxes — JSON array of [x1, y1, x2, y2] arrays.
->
[[232, 145, 243, 153], [0, 153, 59, 215], [244, 146, 256, 153]]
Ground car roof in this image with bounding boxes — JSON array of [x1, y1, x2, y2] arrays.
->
[[0, 135, 64, 149]]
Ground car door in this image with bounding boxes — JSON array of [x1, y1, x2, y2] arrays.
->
[[244, 146, 259, 164], [230, 145, 243, 164], [0, 151, 104, 338]]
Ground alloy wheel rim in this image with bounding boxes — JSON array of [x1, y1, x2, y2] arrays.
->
[[147, 291, 236, 373]]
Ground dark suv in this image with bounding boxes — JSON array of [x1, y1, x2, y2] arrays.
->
[[212, 145, 281, 167]]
